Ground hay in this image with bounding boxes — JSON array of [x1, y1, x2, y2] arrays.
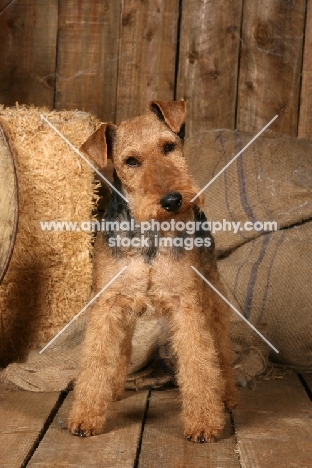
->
[[0, 105, 100, 366]]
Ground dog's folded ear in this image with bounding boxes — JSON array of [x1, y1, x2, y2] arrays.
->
[[80, 123, 117, 168], [149, 100, 186, 136]]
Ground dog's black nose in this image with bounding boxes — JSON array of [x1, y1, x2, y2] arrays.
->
[[160, 192, 183, 212]]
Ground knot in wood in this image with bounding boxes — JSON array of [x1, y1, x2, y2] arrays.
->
[[188, 50, 199, 64], [254, 23, 273, 48]]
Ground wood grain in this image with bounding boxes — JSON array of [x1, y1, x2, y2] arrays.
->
[[0, 0, 58, 108], [27, 391, 148, 468], [176, 0, 243, 136], [233, 375, 312, 468], [0, 124, 18, 285], [236, 0, 306, 136], [298, 1, 312, 139], [138, 390, 239, 468], [0, 384, 62, 468], [116, 0, 180, 124], [55, 0, 121, 123]]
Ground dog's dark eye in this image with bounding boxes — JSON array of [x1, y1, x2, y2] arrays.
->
[[125, 157, 141, 167], [163, 143, 175, 154]]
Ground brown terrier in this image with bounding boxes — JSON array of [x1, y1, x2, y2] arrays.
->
[[68, 101, 237, 442]]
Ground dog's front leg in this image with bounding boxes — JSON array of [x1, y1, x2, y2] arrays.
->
[[68, 296, 134, 437], [170, 300, 226, 443]]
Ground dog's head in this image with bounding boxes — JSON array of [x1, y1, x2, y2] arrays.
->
[[80, 101, 203, 222]]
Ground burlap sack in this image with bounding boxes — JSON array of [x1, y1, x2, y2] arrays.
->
[[185, 129, 312, 253], [1, 311, 265, 391], [0, 315, 173, 392], [186, 130, 312, 370], [219, 223, 312, 370]]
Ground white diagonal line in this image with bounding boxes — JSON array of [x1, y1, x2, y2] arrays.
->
[[40, 114, 128, 203], [39, 266, 128, 354], [191, 266, 279, 354], [191, 115, 278, 202]]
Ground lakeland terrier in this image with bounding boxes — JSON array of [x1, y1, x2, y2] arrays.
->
[[68, 100, 237, 442]]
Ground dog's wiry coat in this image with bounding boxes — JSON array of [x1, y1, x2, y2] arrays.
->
[[68, 101, 237, 442]]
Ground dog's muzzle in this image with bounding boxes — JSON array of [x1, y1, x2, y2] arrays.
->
[[160, 192, 183, 212]]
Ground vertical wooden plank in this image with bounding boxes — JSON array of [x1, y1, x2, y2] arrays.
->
[[0, 384, 62, 468], [116, 0, 180, 123], [55, 0, 121, 122], [176, 0, 243, 137], [0, 0, 58, 108], [233, 375, 312, 468], [138, 390, 240, 468], [298, 0, 312, 139], [237, 0, 306, 136], [27, 391, 148, 468]]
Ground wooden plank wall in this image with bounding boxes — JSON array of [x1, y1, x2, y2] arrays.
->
[[236, 0, 306, 136], [176, 0, 243, 136], [55, 0, 121, 123], [0, 0, 311, 138], [0, 0, 58, 108], [115, 0, 180, 123], [299, 0, 312, 139]]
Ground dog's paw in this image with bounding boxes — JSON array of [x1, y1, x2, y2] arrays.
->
[[184, 419, 224, 443], [68, 412, 105, 437], [185, 428, 220, 443], [184, 413, 225, 443]]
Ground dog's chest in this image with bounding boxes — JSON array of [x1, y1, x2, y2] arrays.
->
[[135, 252, 196, 313]]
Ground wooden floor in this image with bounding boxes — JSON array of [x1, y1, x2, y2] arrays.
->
[[0, 373, 311, 468]]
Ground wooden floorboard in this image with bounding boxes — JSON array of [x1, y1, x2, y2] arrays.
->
[[27, 390, 149, 468], [0, 383, 62, 468], [138, 390, 240, 468], [233, 374, 312, 468], [2, 374, 312, 467]]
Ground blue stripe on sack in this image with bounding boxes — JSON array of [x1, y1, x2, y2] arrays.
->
[[234, 130, 257, 225], [244, 234, 271, 319], [258, 230, 285, 323]]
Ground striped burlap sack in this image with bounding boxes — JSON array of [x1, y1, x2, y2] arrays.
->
[[219, 223, 311, 371], [186, 129, 312, 371]]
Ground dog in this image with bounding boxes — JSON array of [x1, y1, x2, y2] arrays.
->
[[68, 100, 237, 442]]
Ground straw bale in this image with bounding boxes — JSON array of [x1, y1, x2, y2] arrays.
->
[[0, 106, 100, 366]]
